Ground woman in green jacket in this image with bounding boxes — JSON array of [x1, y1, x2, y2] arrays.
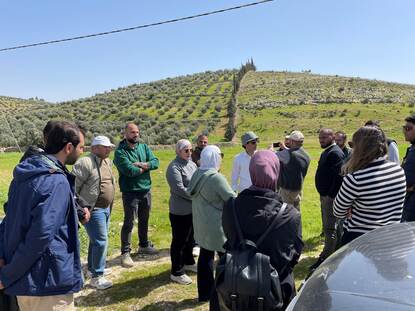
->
[[188, 145, 235, 306]]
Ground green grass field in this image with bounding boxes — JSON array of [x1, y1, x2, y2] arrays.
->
[[0, 136, 410, 310]]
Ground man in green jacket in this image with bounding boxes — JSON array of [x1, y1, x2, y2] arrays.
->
[[114, 122, 160, 267]]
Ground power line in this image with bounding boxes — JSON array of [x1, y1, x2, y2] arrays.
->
[[0, 0, 274, 52]]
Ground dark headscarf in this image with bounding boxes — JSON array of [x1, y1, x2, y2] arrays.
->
[[249, 150, 280, 191]]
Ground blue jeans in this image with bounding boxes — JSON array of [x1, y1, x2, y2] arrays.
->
[[84, 207, 110, 277]]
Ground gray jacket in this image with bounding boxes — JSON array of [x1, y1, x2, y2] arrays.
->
[[72, 153, 115, 208], [166, 156, 197, 215]]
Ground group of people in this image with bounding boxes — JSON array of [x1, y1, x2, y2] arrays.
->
[[310, 120, 409, 272], [1, 115, 415, 310], [167, 133, 302, 310]]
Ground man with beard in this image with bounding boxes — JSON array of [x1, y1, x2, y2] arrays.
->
[[310, 128, 345, 271], [334, 131, 352, 159], [191, 134, 208, 167], [114, 122, 160, 268], [0, 121, 84, 311]]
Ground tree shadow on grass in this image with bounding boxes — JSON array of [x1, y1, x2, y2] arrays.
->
[[104, 248, 171, 269], [77, 267, 172, 308], [139, 298, 204, 311], [294, 256, 319, 282]]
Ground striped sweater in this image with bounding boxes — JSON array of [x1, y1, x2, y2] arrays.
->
[[333, 157, 406, 234]]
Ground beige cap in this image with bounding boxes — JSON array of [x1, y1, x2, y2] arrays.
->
[[289, 130, 304, 141]]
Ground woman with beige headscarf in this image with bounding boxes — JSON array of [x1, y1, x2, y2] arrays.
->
[[188, 145, 235, 306]]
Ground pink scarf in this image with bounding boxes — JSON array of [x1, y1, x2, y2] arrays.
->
[[249, 150, 280, 191]]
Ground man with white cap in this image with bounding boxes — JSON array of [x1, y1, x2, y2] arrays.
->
[[231, 131, 258, 193], [72, 135, 115, 290], [276, 130, 310, 210]]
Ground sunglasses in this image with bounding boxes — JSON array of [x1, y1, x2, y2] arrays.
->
[[403, 125, 414, 132], [183, 149, 193, 153], [247, 140, 258, 145]]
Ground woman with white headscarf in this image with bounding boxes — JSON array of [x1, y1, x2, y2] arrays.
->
[[166, 139, 198, 285], [188, 145, 236, 306]]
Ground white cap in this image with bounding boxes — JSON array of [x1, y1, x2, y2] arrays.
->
[[91, 135, 115, 147], [289, 130, 304, 141]]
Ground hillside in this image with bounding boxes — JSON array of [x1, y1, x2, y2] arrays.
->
[[0, 69, 235, 147], [235, 71, 415, 142], [238, 71, 415, 109], [2, 69, 415, 148]]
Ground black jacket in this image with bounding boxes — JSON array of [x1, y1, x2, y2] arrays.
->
[[315, 144, 345, 198], [222, 188, 303, 307], [278, 147, 311, 191], [402, 145, 415, 221]]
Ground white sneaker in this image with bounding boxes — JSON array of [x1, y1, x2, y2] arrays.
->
[[86, 268, 112, 279], [90, 276, 113, 290], [170, 274, 192, 285], [192, 246, 200, 257], [121, 253, 134, 268], [184, 264, 197, 273]]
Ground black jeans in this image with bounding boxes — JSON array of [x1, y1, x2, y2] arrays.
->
[[169, 213, 195, 276], [121, 191, 151, 253], [341, 230, 364, 246], [197, 248, 223, 310]]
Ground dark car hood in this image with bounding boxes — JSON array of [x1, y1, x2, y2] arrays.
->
[[289, 222, 415, 310]]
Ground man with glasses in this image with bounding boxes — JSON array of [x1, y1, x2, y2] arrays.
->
[[402, 115, 415, 222], [231, 131, 258, 193]]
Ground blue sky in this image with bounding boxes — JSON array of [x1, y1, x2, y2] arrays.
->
[[0, 0, 414, 102]]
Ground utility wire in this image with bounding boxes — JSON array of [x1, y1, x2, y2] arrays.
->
[[0, 0, 274, 52]]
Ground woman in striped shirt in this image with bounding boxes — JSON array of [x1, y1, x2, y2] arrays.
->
[[334, 126, 406, 246]]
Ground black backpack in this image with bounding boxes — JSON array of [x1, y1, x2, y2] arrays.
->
[[215, 199, 287, 311]]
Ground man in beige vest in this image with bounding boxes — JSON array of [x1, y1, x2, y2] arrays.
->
[[72, 136, 115, 290]]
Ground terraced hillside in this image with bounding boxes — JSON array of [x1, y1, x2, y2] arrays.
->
[[238, 71, 415, 109], [236, 71, 415, 142], [2, 69, 415, 148], [0, 70, 235, 147]]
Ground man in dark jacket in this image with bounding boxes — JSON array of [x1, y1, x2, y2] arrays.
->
[[0, 121, 84, 311], [311, 128, 345, 271], [191, 134, 208, 167], [114, 122, 160, 268], [334, 131, 352, 159], [277, 130, 311, 210], [402, 115, 415, 222]]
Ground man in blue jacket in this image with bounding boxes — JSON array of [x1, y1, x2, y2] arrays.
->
[[0, 121, 85, 311]]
